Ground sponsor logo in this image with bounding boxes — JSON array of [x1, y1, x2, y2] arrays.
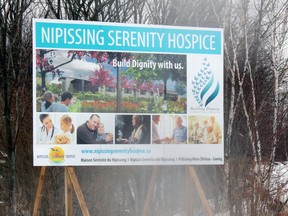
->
[[48, 146, 65, 164]]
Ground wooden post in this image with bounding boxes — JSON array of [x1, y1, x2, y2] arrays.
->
[[33, 166, 46, 216], [65, 167, 73, 216], [142, 166, 213, 216], [33, 166, 90, 216], [67, 167, 90, 216], [142, 166, 158, 216], [187, 166, 213, 216], [185, 167, 194, 215]]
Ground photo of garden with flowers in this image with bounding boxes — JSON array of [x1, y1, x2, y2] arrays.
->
[[36, 49, 187, 113]]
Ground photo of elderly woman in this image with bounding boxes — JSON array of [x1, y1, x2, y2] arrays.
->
[[115, 115, 151, 144]]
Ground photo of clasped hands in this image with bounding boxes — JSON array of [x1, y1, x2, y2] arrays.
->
[[153, 135, 185, 144], [152, 115, 188, 144]]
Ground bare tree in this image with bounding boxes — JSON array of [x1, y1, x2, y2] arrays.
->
[[212, 0, 288, 215], [0, 0, 34, 215], [1, 0, 288, 215]]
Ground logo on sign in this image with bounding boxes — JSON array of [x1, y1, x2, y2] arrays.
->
[[192, 57, 219, 107], [48, 146, 65, 164]]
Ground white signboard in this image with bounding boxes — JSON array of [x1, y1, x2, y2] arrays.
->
[[33, 19, 224, 166]]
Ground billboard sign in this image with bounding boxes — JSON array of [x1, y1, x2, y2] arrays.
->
[[33, 19, 224, 166]]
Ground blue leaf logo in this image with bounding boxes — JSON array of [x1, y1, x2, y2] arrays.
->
[[192, 58, 219, 107]]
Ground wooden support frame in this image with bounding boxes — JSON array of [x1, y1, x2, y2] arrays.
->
[[33, 166, 46, 216], [66, 167, 90, 216], [142, 166, 213, 216], [65, 167, 73, 216], [187, 166, 213, 216], [34, 165, 211, 216], [142, 166, 158, 216], [33, 166, 90, 216]]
